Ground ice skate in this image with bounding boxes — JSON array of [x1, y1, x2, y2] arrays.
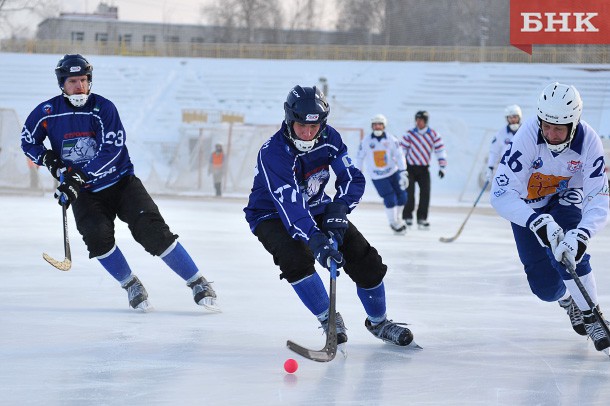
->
[[321, 312, 348, 357], [390, 220, 407, 235], [121, 275, 151, 311], [558, 296, 586, 336], [583, 307, 610, 354], [187, 275, 220, 312], [405, 219, 413, 228], [365, 318, 422, 349], [417, 219, 430, 230]]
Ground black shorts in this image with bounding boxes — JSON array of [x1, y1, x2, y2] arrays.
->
[[254, 216, 387, 288], [72, 175, 177, 258]]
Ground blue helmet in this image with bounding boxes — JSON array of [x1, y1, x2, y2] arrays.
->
[[284, 85, 330, 152], [55, 54, 93, 89]]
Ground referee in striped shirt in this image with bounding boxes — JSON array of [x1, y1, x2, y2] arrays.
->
[[400, 111, 447, 229]]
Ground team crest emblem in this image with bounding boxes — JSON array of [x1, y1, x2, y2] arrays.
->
[[566, 160, 582, 173], [305, 114, 319, 121], [532, 157, 543, 170], [42, 104, 52, 114]]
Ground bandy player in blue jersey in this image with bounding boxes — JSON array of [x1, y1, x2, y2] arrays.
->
[[21, 54, 218, 312], [491, 82, 610, 355], [244, 86, 417, 349]]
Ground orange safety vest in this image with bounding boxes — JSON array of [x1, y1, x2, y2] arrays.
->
[[211, 151, 224, 168]]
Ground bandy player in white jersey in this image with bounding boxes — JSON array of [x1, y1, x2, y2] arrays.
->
[[355, 114, 408, 234], [491, 82, 610, 355]]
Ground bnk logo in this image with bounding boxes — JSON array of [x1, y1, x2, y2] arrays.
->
[[510, 0, 610, 54], [521, 12, 598, 32]]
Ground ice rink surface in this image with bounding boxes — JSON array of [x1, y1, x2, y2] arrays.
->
[[2, 193, 610, 406]]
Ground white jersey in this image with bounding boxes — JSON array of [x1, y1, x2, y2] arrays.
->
[[487, 125, 517, 169], [490, 117, 609, 236], [356, 132, 406, 180]]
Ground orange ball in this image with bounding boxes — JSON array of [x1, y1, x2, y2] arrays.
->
[[284, 358, 298, 373]]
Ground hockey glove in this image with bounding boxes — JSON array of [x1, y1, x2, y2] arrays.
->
[[41, 150, 65, 180], [554, 229, 589, 269], [308, 232, 345, 270], [398, 170, 409, 190], [528, 213, 564, 252], [485, 167, 494, 182], [54, 167, 88, 207], [320, 201, 349, 246], [438, 168, 445, 179]]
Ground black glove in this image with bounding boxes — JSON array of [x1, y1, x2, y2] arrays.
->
[[438, 169, 445, 179], [54, 167, 88, 207], [308, 232, 345, 270], [320, 201, 349, 246], [41, 150, 65, 180]]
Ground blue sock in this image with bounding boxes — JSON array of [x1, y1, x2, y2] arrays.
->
[[96, 245, 132, 283], [291, 273, 330, 318], [357, 282, 387, 324], [160, 241, 199, 281]]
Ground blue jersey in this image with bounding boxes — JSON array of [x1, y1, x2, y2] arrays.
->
[[244, 123, 365, 242], [21, 93, 135, 192]]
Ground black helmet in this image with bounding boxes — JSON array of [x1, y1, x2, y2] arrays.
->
[[283, 85, 330, 152], [415, 110, 429, 124], [55, 54, 93, 89]]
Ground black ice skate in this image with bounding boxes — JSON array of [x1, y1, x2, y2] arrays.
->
[[320, 312, 348, 345], [558, 296, 586, 336], [187, 275, 220, 312], [417, 219, 430, 230], [365, 318, 421, 348], [390, 221, 407, 235], [583, 307, 610, 353], [121, 275, 151, 311]]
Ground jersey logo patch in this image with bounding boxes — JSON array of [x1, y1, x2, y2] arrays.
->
[[532, 157, 543, 170], [567, 160, 582, 173], [62, 137, 98, 163], [42, 104, 52, 115], [527, 172, 571, 199], [495, 174, 509, 187], [300, 169, 329, 198]]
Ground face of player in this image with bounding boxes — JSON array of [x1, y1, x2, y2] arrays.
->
[[415, 118, 427, 130], [63, 75, 90, 95], [507, 115, 520, 125], [372, 123, 385, 132], [540, 120, 569, 145], [293, 122, 321, 141]]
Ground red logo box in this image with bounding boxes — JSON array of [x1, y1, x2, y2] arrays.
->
[[510, 0, 610, 54]]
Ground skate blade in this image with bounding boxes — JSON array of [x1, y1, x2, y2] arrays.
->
[[407, 340, 423, 350], [338, 343, 348, 359], [134, 300, 153, 312], [603, 347, 610, 357], [199, 297, 222, 313]]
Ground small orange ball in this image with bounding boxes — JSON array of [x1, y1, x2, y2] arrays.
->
[[284, 358, 298, 373]]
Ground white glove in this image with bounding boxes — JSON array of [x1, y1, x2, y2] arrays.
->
[[398, 170, 409, 190], [529, 214, 564, 252], [485, 167, 494, 181], [554, 229, 589, 269]]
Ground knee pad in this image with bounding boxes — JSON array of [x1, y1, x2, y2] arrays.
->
[[78, 219, 115, 258], [130, 212, 177, 256]]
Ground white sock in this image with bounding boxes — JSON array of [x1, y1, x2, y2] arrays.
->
[[564, 273, 598, 311], [384, 207, 395, 225]]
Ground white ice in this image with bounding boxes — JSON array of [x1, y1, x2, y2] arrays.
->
[[2, 193, 610, 406]]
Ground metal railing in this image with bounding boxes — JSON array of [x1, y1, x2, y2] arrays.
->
[[1, 39, 609, 63]]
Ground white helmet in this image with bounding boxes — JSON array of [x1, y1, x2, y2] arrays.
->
[[504, 104, 522, 132], [371, 114, 387, 136], [537, 82, 583, 153]]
